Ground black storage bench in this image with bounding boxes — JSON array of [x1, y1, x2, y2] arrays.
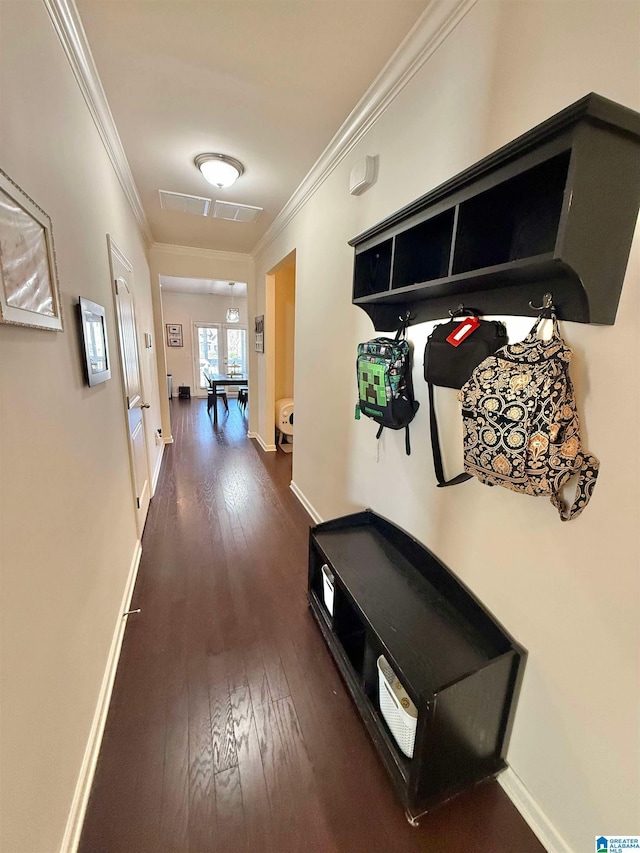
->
[[307, 509, 526, 822]]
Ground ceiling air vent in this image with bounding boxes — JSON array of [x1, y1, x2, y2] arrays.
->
[[213, 200, 263, 223], [159, 190, 211, 216]]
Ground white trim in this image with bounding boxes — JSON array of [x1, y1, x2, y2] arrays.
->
[[251, 0, 477, 257], [152, 242, 253, 265], [151, 442, 165, 494], [499, 768, 572, 853], [59, 539, 143, 853], [163, 434, 174, 444], [43, 0, 153, 247], [289, 481, 323, 525], [249, 432, 277, 452]]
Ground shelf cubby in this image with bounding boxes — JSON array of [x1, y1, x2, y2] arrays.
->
[[353, 239, 393, 300], [452, 151, 570, 273], [392, 208, 455, 288]]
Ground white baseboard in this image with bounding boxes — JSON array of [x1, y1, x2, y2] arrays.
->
[[289, 480, 323, 525], [151, 442, 164, 495], [248, 432, 276, 452], [59, 539, 143, 853], [499, 767, 572, 853]]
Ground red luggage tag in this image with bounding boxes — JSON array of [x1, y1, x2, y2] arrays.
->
[[446, 316, 480, 347]]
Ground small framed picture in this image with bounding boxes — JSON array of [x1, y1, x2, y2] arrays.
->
[[255, 314, 264, 353], [0, 169, 63, 331], [79, 296, 110, 386], [166, 323, 183, 346]]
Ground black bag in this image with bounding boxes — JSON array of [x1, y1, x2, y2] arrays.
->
[[424, 314, 507, 486]]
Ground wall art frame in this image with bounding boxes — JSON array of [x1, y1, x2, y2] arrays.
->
[[255, 314, 264, 353], [166, 323, 183, 347], [78, 296, 111, 386], [0, 169, 63, 331]]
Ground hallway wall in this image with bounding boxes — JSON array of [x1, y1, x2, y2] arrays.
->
[[0, 2, 161, 851], [253, 2, 640, 851]]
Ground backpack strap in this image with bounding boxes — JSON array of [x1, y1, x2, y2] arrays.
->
[[375, 422, 412, 456], [551, 453, 600, 521], [524, 311, 561, 343], [428, 381, 471, 487], [394, 315, 408, 342]]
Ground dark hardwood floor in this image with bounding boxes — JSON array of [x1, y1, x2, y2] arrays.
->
[[79, 398, 544, 853]]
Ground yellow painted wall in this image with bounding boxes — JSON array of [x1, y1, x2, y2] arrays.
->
[[274, 263, 296, 403]]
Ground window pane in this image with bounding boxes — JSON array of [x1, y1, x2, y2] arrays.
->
[[226, 327, 247, 375], [198, 326, 219, 387]]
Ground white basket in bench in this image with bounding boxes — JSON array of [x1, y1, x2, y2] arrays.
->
[[321, 564, 334, 616], [377, 655, 418, 758]]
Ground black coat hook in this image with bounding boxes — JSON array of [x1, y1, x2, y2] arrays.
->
[[529, 292, 555, 311]]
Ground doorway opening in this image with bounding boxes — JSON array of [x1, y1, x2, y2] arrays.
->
[[267, 251, 296, 452], [158, 276, 248, 402]]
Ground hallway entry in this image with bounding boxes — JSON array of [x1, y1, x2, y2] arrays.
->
[[79, 399, 544, 853]]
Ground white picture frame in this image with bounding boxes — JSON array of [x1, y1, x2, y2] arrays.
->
[[0, 169, 63, 331]]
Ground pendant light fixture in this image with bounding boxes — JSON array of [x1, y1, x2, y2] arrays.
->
[[226, 282, 240, 323], [195, 153, 244, 188]]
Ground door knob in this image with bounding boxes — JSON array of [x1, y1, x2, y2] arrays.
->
[[141, 403, 151, 409]]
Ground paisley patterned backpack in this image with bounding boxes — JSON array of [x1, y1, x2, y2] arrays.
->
[[458, 314, 599, 521]]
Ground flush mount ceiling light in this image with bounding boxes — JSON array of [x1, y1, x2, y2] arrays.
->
[[195, 153, 244, 189], [226, 282, 240, 323]]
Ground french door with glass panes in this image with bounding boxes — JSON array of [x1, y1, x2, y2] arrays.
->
[[193, 322, 248, 396]]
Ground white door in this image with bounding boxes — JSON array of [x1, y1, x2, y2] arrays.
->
[[193, 323, 248, 396], [223, 325, 248, 377], [108, 236, 151, 536], [193, 322, 221, 396]]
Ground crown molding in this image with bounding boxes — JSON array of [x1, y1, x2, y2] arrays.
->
[[251, 0, 477, 258], [43, 0, 154, 248], [151, 242, 253, 265]]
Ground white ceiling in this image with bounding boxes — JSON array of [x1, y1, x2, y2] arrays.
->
[[75, 0, 429, 254], [160, 276, 248, 297]]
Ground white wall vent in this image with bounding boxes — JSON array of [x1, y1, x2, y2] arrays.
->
[[213, 200, 263, 223], [159, 190, 211, 216]]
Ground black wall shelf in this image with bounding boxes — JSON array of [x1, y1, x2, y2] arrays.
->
[[349, 93, 640, 331], [308, 510, 526, 820]]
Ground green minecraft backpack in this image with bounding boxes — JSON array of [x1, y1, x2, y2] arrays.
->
[[356, 321, 419, 455]]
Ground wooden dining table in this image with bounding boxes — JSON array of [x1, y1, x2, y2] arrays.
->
[[205, 373, 248, 425]]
